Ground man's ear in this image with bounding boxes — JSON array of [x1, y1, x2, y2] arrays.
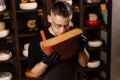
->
[[47, 15, 52, 23]]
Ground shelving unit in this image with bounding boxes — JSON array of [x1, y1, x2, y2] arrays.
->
[[13, 0, 47, 80], [0, 0, 18, 80], [0, 0, 112, 80], [0, 0, 47, 80], [78, 0, 112, 80]]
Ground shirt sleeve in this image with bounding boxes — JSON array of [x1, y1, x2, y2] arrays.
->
[[76, 34, 87, 51], [27, 34, 43, 69]]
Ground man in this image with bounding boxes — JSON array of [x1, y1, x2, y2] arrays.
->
[[27, 1, 88, 80]]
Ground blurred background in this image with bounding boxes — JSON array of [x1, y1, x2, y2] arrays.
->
[[111, 0, 120, 80]]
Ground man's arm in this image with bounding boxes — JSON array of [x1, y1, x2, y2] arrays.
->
[[78, 48, 89, 67], [77, 34, 89, 67], [26, 52, 60, 78], [31, 61, 48, 78]]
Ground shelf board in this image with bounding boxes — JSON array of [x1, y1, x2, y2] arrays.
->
[[83, 25, 105, 30], [0, 10, 10, 15], [84, 3, 102, 7]]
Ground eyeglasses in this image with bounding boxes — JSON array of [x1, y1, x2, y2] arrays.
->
[[52, 21, 70, 29], [51, 16, 71, 30]]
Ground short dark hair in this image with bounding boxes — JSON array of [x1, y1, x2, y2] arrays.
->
[[50, 1, 72, 18]]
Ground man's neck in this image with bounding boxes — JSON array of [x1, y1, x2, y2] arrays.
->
[[48, 26, 57, 36]]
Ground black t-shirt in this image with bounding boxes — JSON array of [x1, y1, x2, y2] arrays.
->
[[28, 27, 55, 69]]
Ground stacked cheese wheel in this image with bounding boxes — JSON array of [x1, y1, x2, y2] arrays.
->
[[23, 43, 30, 57], [0, 72, 12, 80], [0, 0, 6, 12], [0, 22, 9, 38], [19, 0, 38, 10], [0, 50, 12, 61]]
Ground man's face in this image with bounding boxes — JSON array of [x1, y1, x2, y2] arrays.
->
[[48, 14, 71, 36]]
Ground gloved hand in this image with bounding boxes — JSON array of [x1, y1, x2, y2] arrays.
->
[[42, 52, 60, 65], [77, 34, 87, 51]]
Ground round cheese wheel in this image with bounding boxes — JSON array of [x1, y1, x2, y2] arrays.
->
[[88, 40, 103, 47], [0, 29, 9, 38], [23, 49, 28, 57], [87, 60, 101, 68], [27, 20, 36, 29], [0, 50, 12, 61], [0, 72, 12, 80], [0, 22, 5, 31], [24, 43, 30, 50], [19, 2, 38, 10]]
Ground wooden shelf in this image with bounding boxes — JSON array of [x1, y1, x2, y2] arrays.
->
[[0, 0, 112, 80]]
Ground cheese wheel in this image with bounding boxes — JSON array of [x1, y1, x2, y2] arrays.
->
[[40, 28, 82, 46], [19, 2, 38, 10], [27, 20, 36, 29], [40, 28, 83, 59], [87, 60, 101, 68], [0, 29, 9, 38], [0, 22, 5, 31], [24, 43, 30, 50], [0, 50, 12, 61], [88, 40, 103, 47], [23, 49, 28, 57], [0, 72, 12, 80]]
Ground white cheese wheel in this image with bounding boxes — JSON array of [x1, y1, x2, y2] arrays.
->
[[23, 49, 28, 57], [87, 60, 101, 68], [0, 72, 12, 80], [89, 13, 97, 21], [0, 22, 5, 31], [0, 29, 9, 38], [88, 40, 103, 47], [0, 5, 6, 12], [24, 43, 30, 50], [0, 50, 12, 61], [19, 2, 38, 10]]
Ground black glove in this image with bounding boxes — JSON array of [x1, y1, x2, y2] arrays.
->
[[42, 52, 60, 65], [77, 34, 87, 51]]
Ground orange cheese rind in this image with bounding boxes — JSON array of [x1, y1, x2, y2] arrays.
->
[[40, 28, 82, 47]]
